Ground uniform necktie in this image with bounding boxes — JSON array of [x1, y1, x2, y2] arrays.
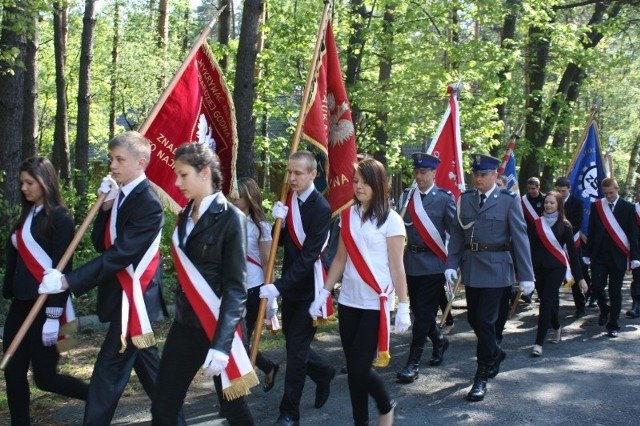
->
[[298, 197, 303, 207], [420, 192, 426, 200], [117, 191, 125, 208], [479, 193, 487, 209], [609, 202, 614, 211]]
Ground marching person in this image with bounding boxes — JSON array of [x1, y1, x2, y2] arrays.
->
[[626, 186, 640, 319], [38, 131, 181, 426], [445, 154, 534, 402], [151, 143, 257, 425], [310, 158, 411, 426], [396, 153, 454, 384], [259, 150, 335, 426], [494, 174, 514, 345], [520, 177, 544, 304], [583, 177, 640, 337], [3, 157, 89, 425], [528, 192, 587, 357], [232, 176, 279, 391]]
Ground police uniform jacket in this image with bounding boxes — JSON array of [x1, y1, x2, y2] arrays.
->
[[446, 187, 534, 287], [400, 186, 455, 275]]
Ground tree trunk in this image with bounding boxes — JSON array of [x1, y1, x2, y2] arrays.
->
[[53, 2, 72, 187], [109, 0, 121, 140], [218, 0, 231, 71], [626, 134, 640, 199], [157, 0, 169, 87], [74, 0, 97, 217], [373, 4, 395, 166], [233, 0, 263, 179], [22, 10, 38, 159], [345, 0, 370, 129]]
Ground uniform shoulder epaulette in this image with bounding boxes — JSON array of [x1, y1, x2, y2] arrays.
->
[[437, 188, 452, 195], [500, 189, 517, 197]]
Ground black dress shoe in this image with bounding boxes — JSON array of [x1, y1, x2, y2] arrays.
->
[[575, 310, 586, 318], [314, 367, 336, 409], [607, 329, 619, 338], [625, 309, 639, 319], [428, 338, 449, 366], [340, 365, 348, 374], [273, 415, 299, 426], [396, 363, 419, 383], [467, 376, 487, 402], [488, 349, 506, 379], [263, 362, 279, 392]]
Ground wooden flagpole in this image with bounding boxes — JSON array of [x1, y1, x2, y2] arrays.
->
[[250, 0, 333, 365], [496, 124, 523, 175], [0, 192, 108, 370]]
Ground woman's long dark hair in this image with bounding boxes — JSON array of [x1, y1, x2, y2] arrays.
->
[[544, 191, 570, 235], [14, 156, 65, 234], [236, 177, 268, 240], [353, 158, 390, 228], [174, 142, 223, 190]]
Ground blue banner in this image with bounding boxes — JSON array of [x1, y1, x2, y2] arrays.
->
[[504, 152, 518, 192], [567, 121, 606, 237]]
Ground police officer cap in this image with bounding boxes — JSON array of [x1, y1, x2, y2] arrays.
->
[[411, 152, 440, 170], [470, 153, 500, 173]]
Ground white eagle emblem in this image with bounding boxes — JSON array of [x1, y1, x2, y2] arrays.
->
[[196, 113, 216, 150], [328, 92, 354, 147]]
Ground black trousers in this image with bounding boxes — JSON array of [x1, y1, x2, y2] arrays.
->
[[3, 299, 89, 426], [465, 286, 506, 366], [339, 304, 393, 425], [495, 285, 512, 342], [83, 320, 185, 426], [534, 266, 565, 345], [151, 321, 253, 426], [630, 267, 640, 301], [279, 297, 333, 421], [406, 274, 444, 349], [591, 263, 626, 331], [245, 286, 274, 374]]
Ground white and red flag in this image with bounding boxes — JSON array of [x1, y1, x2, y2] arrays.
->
[[302, 21, 358, 216], [427, 84, 465, 200]]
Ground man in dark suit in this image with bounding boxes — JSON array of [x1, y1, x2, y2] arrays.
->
[[555, 176, 589, 317], [583, 177, 640, 338], [39, 131, 180, 426], [260, 150, 335, 426], [396, 153, 455, 383]]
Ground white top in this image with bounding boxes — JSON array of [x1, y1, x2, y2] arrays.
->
[[338, 207, 406, 310], [246, 218, 272, 289]]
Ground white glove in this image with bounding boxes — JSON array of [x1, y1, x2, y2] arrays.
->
[[631, 260, 640, 269], [520, 281, 535, 294], [444, 269, 458, 285], [394, 301, 411, 334], [272, 201, 289, 221], [259, 283, 280, 300], [202, 349, 229, 376], [38, 269, 64, 294], [309, 288, 331, 319], [42, 318, 60, 346], [266, 297, 279, 320], [98, 175, 119, 202], [582, 257, 591, 265]]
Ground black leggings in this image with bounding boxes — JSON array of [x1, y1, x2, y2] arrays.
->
[[245, 286, 274, 374], [534, 266, 564, 345]]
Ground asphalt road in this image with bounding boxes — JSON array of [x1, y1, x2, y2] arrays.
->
[[51, 279, 640, 426]]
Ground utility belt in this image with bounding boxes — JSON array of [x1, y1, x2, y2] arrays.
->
[[464, 242, 512, 252], [406, 244, 432, 253]]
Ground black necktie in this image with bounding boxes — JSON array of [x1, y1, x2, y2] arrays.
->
[[609, 202, 614, 211], [298, 197, 303, 207], [479, 193, 486, 209], [117, 191, 125, 208], [420, 192, 426, 200]]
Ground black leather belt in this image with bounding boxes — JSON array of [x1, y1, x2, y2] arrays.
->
[[464, 242, 512, 252], [407, 244, 431, 253]]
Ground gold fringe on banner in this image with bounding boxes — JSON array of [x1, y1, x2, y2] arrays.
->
[[59, 319, 78, 336], [55, 335, 77, 353], [132, 332, 157, 349], [222, 371, 260, 401], [372, 351, 391, 368]]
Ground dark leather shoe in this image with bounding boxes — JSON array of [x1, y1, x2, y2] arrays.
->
[[340, 365, 348, 374], [625, 309, 639, 319], [607, 329, 619, 338], [467, 376, 487, 402], [273, 415, 299, 426], [575, 310, 586, 318], [428, 337, 449, 366], [314, 367, 336, 409], [263, 362, 279, 392], [397, 363, 419, 383], [488, 349, 506, 379]]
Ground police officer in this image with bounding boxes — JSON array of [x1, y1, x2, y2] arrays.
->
[[396, 153, 456, 383], [445, 154, 534, 402]]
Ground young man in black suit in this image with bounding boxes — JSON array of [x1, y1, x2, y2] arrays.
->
[[583, 177, 640, 338], [260, 150, 335, 426], [39, 131, 182, 426]]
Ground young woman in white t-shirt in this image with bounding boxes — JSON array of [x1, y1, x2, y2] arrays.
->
[[232, 177, 279, 392], [310, 159, 411, 426]]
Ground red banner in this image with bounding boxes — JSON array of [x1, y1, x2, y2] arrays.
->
[[427, 85, 465, 200], [143, 43, 238, 207], [303, 21, 357, 216]]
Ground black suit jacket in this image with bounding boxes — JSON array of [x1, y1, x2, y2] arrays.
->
[[585, 198, 640, 271], [528, 220, 584, 281], [173, 195, 248, 354], [274, 189, 330, 302], [65, 178, 167, 323], [563, 194, 583, 235]]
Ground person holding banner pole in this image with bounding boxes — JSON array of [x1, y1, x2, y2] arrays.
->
[[626, 186, 640, 319], [583, 178, 640, 338], [38, 131, 176, 426], [3, 157, 89, 425], [310, 158, 410, 426], [396, 153, 454, 384], [151, 143, 257, 425], [528, 192, 587, 357]]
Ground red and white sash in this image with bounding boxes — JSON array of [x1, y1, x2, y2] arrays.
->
[[407, 189, 447, 262], [595, 199, 630, 264], [340, 206, 392, 367], [534, 217, 572, 282], [521, 195, 539, 224], [171, 226, 259, 399], [105, 200, 160, 351], [15, 207, 77, 350], [285, 191, 333, 320]]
